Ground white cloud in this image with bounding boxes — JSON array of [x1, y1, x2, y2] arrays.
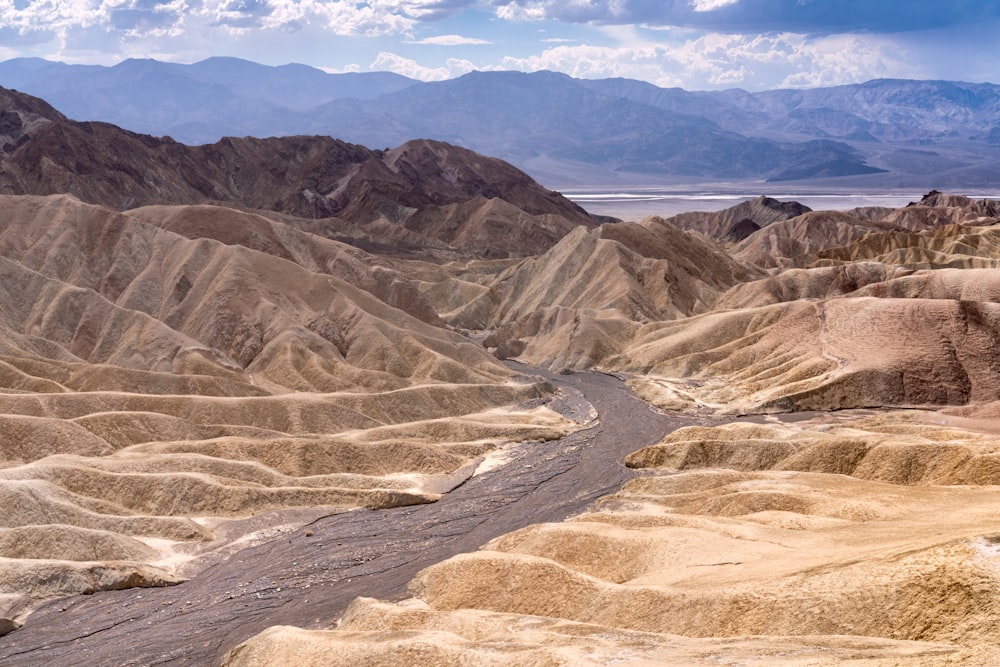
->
[[0, 0, 988, 89], [689, 0, 739, 11], [494, 3, 545, 22], [319, 63, 362, 73], [413, 33, 492, 45], [0, 0, 454, 40], [0, 0, 109, 32], [776, 34, 915, 87], [370, 50, 475, 80], [498, 28, 918, 90]]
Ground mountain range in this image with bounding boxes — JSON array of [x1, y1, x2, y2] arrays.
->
[[3, 57, 999, 187]]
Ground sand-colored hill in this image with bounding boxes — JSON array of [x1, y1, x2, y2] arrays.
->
[[0, 377, 573, 610], [815, 222, 1000, 269], [0, 194, 513, 392], [6, 84, 1000, 667], [714, 262, 912, 309], [652, 191, 998, 271], [0, 193, 589, 619], [884, 191, 1000, 230], [618, 296, 1000, 413], [224, 410, 1000, 666], [732, 211, 903, 269], [124, 204, 445, 322], [447, 222, 761, 369], [0, 391, 573, 606]]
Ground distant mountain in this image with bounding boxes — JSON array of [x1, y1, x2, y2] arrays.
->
[[3, 57, 999, 187], [0, 57, 416, 145], [0, 85, 595, 258]]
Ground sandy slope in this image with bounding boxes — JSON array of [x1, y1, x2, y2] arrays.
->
[[0, 194, 585, 623], [224, 410, 1000, 666], [620, 296, 1000, 413], [221, 191, 1000, 666]]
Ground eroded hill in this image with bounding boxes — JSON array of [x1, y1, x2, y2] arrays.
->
[[0, 86, 596, 259]]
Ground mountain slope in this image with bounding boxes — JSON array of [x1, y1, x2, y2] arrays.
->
[[0, 191, 580, 616], [0, 86, 595, 258]]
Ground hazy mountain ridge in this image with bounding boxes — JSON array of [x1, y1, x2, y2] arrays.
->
[[0, 57, 416, 145], [13, 58, 1000, 184]]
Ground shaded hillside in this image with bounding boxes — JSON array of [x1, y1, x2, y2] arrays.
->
[[0, 192, 580, 620], [0, 86, 595, 258], [444, 222, 762, 370], [660, 195, 812, 241]]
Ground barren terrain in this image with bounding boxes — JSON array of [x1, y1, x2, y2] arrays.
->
[[2, 83, 1000, 665]]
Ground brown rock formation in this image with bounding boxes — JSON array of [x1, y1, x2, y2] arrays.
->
[[0, 87, 595, 258]]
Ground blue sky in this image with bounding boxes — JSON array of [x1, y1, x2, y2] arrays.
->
[[1, 0, 998, 90]]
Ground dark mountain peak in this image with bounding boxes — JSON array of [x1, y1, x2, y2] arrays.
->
[[666, 195, 812, 242], [747, 195, 812, 218], [0, 86, 67, 148], [0, 86, 67, 122], [382, 138, 593, 223]]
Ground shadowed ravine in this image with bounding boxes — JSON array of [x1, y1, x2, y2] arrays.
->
[[0, 365, 703, 666]]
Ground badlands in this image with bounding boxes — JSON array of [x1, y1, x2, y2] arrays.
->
[[1, 84, 1000, 665]]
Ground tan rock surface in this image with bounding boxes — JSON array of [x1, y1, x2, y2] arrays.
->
[[452, 221, 760, 369], [732, 210, 903, 269], [0, 193, 583, 614], [619, 296, 1000, 413], [5, 94, 1000, 667], [814, 223, 1000, 269], [225, 412, 1000, 666]]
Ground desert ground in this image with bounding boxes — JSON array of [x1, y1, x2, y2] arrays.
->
[[2, 84, 1000, 665]]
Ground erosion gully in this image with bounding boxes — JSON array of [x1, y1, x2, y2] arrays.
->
[[0, 364, 705, 666]]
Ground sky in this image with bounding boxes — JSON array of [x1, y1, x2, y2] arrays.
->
[[1, 0, 999, 90]]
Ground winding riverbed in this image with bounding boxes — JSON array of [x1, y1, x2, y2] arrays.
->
[[0, 366, 703, 666]]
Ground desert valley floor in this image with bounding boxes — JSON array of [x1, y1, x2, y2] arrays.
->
[[3, 84, 1000, 665]]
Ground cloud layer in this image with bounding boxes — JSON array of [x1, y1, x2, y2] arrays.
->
[[0, 0, 996, 89]]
